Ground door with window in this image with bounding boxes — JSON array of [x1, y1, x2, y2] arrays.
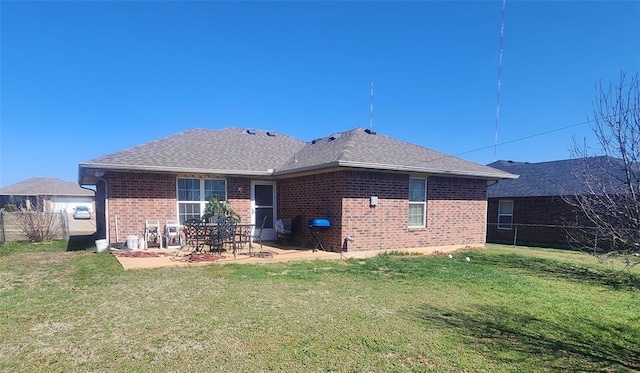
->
[[251, 181, 276, 240]]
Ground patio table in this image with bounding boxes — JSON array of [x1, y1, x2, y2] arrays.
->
[[206, 222, 256, 255]]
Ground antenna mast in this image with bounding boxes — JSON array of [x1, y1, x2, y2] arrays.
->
[[370, 81, 374, 129], [493, 0, 506, 161]]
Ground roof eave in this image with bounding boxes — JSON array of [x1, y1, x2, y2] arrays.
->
[[337, 161, 519, 180], [273, 160, 519, 180], [78, 162, 274, 185]]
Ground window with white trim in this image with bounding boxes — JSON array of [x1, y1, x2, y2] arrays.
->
[[177, 178, 226, 223], [497, 200, 513, 230], [408, 178, 427, 227]]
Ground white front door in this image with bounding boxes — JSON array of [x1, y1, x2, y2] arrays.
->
[[251, 181, 276, 240]]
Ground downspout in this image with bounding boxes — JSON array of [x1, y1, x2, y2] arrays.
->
[[99, 178, 109, 243], [80, 179, 108, 242]]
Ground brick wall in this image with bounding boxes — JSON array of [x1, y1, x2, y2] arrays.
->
[[426, 177, 488, 247], [486, 196, 577, 247], [278, 171, 488, 251], [278, 172, 343, 249], [227, 177, 252, 223], [340, 171, 410, 250], [104, 170, 489, 250], [105, 173, 254, 243], [106, 172, 177, 241]]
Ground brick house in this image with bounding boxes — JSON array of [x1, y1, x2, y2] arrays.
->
[[486, 157, 626, 248], [78, 127, 515, 251]]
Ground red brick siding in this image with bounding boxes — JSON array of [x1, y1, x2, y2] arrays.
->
[[104, 170, 488, 250], [486, 196, 577, 247], [340, 171, 411, 250], [105, 173, 254, 242], [278, 171, 488, 251], [426, 177, 488, 247], [106, 172, 176, 240], [226, 177, 252, 223], [278, 172, 343, 249]]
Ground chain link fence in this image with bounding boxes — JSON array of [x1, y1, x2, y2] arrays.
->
[[0, 210, 69, 244], [486, 222, 592, 249]]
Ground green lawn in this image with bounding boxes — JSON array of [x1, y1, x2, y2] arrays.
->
[[1, 241, 638, 372]]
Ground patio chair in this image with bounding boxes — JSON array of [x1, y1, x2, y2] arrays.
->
[[183, 219, 208, 252], [164, 220, 182, 249], [276, 215, 301, 244], [276, 217, 292, 242], [212, 216, 238, 258], [144, 220, 161, 248], [248, 215, 268, 255]]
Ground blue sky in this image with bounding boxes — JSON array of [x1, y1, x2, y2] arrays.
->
[[1, 1, 638, 187]]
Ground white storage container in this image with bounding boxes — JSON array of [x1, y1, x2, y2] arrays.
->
[[95, 239, 109, 253], [126, 236, 139, 250]]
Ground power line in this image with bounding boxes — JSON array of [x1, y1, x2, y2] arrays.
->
[[408, 116, 597, 169], [456, 117, 593, 158]]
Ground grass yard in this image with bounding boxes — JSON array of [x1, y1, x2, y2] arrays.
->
[[1, 241, 639, 372]]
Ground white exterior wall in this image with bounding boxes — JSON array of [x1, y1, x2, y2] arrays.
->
[[50, 196, 94, 213]]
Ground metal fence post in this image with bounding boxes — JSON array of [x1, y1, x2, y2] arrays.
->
[[61, 211, 69, 240], [0, 210, 5, 245], [513, 225, 518, 247]]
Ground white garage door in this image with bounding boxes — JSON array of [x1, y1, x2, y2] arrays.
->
[[51, 196, 94, 213]]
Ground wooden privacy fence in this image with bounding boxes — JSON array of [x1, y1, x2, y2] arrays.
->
[[0, 210, 69, 244]]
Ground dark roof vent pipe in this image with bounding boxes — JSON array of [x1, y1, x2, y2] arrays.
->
[[364, 129, 377, 135], [266, 132, 276, 137], [246, 130, 256, 135]]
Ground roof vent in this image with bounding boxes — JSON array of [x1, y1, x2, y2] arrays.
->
[[311, 138, 321, 144], [266, 132, 276, 137], [246, 130, 256, 135], [364, 129, 377, 135], [328, 136, 336, 141]]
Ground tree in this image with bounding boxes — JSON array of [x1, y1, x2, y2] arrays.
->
[[1, 196, 65, 242], [565, 72, 640, 268]]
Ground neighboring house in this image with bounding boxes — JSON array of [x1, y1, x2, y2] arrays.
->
[[486, 157, 626, 248], [0, 178, 95, 213], [78, 127, 516, 251]]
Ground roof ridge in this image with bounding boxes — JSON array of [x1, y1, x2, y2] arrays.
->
[[337, 128, 361, 161]]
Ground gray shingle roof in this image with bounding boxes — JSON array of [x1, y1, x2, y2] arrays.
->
[[81, 127, 307, 175], [79, 127, 516, 183], [487, 157, 629, 198], [277, 128, 517, 179], [0, 178, 94, 196]]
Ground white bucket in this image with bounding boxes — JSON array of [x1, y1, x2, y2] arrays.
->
[[95, 239, 109, 253], [126, 235, 139, 250], [138, 238, 146, 250]]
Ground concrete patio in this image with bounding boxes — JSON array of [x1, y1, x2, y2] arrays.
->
[[111, 242, 466, 270]]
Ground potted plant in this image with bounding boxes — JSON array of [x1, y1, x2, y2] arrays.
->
[[201, 196, 240, 222]]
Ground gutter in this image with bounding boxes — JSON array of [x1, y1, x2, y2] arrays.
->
[[78, 163, 273, 185], [274, 160, 519, 180], [79, 162, 274, 177], [79, 159, 519, 183]]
